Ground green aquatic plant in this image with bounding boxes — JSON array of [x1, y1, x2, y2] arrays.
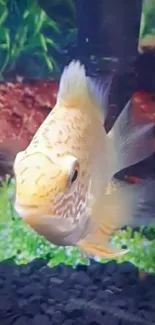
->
[[112, 227, 155, 273], [139, 0, 155, 40], [0, 0, 62, 78], [0, 0, 78, 78], [36, 0, 78, 71], [37, 0, 76, 29], [0, 177, 155, 272]]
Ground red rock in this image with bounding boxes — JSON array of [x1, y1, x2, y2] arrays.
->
[[0, 79, 58, 144], [0, 79, 59, 177], [124, 175, 142, 184], [132, 91, 155, 125]]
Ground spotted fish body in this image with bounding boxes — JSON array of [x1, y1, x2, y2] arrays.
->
[[14, 61, 155, 258]]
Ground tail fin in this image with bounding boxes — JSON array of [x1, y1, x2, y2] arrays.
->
[[108, 99, 155, 173]]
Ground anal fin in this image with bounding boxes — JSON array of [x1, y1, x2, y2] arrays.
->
[[77, 186, 129, 259]]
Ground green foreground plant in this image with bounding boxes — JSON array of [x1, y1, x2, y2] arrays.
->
[[0, 178, 155, 272], [139, 0, 155, 40]]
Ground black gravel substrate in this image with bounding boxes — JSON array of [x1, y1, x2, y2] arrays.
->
[[0, 259, 155, 325]]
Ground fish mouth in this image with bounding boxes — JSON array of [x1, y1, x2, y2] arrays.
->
[[14, 204, 88, 247], [14, 202, 40, 220]]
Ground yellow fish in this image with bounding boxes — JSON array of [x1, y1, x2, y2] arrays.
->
[[13, 60, 155, 259]]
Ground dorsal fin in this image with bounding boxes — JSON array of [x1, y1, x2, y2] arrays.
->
[[56, 60, 89, 108], [56, 60, 113, 123], [87, 74, 112, 122]]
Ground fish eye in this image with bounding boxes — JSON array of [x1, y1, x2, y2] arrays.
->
[[71, 169, 78, 184], [65, 155, 79, 188]]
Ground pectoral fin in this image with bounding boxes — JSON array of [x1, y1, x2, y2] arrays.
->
[[77, 236, 129, 259], [77, 184, 129, 259], [77, 177, 155, 259]]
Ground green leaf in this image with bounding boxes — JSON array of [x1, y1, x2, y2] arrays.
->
[[44, 18, 60, 33], [0, 5, 8, 25], [0, 0, 5, 6], [24, 33, 47, 52], [42, 53, 54, 71], [14, 25, 28, 48], [39, 33, 48, 52], [45, 36, 60, 51], [0, 27, 10, 47], [33, 9, 46, 35]]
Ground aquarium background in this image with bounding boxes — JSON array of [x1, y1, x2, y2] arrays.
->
[[0, 0, 155, 273]]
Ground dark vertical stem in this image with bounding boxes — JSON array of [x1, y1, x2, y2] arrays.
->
[[75, 0, 142, 131], [75, 0, 142, 59], [100, 0, 142, 59], [75, 0, 102, 61], [135, 52, 155, 93]]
